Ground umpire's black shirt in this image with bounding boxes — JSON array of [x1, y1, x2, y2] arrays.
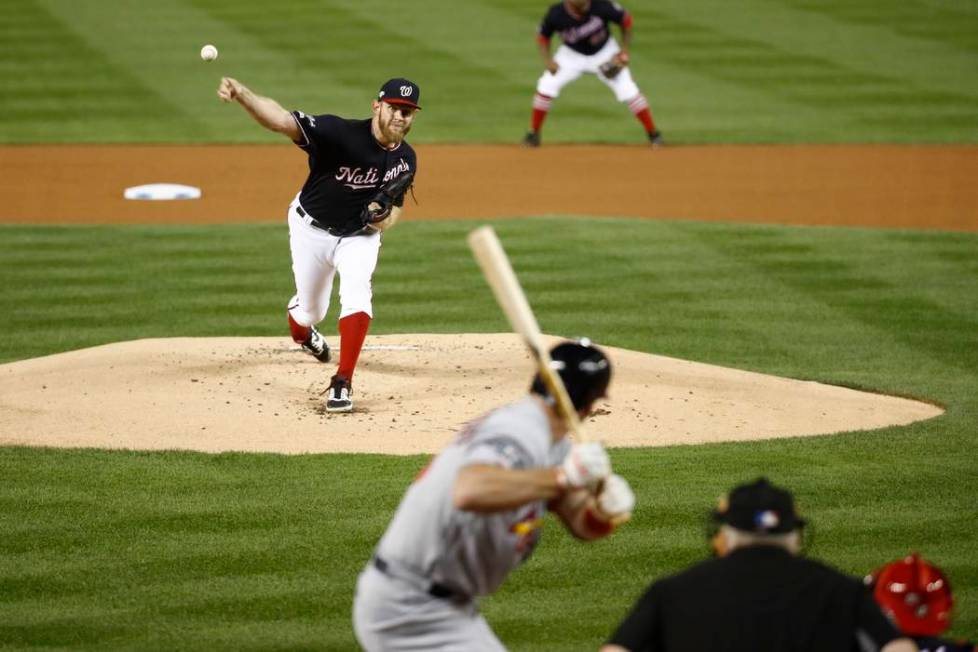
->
[[607, 545, 903, 652], [290, 111, 416, 235]]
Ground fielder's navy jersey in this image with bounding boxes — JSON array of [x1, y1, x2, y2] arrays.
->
[[539, 0, 629, 56], [290, 112, 416, 233]]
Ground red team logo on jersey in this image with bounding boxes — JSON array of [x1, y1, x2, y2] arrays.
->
[[511, 506, 543, 559]]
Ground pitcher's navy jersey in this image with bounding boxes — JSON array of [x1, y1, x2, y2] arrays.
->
[[291, 112, 416, 234]]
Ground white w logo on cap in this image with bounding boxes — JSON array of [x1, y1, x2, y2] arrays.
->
[[399, 85, 413, 97]]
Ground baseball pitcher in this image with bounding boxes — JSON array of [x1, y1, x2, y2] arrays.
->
[[353, 340, 636, 651], [218, 76, 420, 412], [524, 0, 663, 147]]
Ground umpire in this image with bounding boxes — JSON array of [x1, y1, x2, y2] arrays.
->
[[602, 477, 918, 652]]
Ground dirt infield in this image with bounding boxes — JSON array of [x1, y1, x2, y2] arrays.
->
[[2, 144, 976, 230], [0, 335, 942, 455], [0, 143, 964, 454]]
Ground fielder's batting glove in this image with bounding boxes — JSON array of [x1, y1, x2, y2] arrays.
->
[[597, 473, 635, 518], [557, 442, 610, 490]]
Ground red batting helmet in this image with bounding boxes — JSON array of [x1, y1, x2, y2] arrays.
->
[[866, 552, 954, 637]]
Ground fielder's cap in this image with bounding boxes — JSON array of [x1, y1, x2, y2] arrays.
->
[[713, 477, 806, 534], [378, 78, 421, 109]]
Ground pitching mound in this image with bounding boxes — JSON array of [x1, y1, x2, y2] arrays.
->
[[0, 334, 942, 455]]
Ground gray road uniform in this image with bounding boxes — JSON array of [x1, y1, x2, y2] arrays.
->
[[353, 396, 571, 651]]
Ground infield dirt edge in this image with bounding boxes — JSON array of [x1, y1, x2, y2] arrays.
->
[[0, 334, 944, 455]]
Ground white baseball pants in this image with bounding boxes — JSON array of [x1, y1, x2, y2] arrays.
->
[[285, 196, 380, 328], [535, 38, 640, 102], [353, 563, 506, 652]]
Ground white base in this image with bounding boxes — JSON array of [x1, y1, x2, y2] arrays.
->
[[123, 183, 201, 201]]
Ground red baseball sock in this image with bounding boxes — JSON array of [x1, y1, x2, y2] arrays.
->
[[627, 94, 657, 134], [531, 93, 553, 132], [287, 311, 310, 344], [337, 311, 371, 381]]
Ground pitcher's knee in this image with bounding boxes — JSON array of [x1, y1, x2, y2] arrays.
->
[[287, 301, 327, 329]]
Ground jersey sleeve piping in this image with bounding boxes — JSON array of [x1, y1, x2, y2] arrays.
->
[[290, 111, 311, 149]]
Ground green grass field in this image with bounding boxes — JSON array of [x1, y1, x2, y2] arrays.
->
[[1, 220, 976, 649], [2, 0, 978, 649], [2, 0, 978, 144]]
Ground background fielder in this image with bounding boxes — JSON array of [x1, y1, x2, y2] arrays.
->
[[217, 76, 420, 413], [525, 0, 662, 147]]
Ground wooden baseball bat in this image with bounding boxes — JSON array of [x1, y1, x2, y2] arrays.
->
[[466, 226, 587, 441]]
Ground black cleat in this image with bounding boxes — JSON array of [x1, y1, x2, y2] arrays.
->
[[648, 130, 665, 147], [523, 130, 541, 147], [326, 374, 353, 413], [301, 326, 331, 363]]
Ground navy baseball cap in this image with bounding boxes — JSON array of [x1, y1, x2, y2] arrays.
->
[[712, 477, 806, 534], [378, 78, 421, 109]]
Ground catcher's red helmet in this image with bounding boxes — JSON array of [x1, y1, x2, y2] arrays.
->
[[866, 552, 953, 637]]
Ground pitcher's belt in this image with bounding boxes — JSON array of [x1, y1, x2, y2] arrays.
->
[[296, 204, 366, 237]]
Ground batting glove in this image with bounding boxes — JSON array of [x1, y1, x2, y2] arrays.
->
[[557, 442, 610, 490], [597, 474, 635, 518]]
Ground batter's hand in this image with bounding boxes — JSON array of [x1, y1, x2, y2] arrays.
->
[[546, 59, 559, 74], [596, 474, 635, 519], [217, 77, 243, 103], [558, 442, 610, 490]]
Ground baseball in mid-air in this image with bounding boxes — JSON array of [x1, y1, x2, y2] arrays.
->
[[200, 44, 218, 62]]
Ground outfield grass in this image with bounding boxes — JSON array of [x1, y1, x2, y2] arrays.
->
[[2, 0, 977, 144], [1, 218, 976, 649]]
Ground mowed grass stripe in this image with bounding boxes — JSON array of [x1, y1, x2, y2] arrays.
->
[[0, 448, 412, 649], [0, 2, 182, 143], [34, 0, 310, 144], [696, 225, 978, 378], [0, 224, 292, 359], [657, 0, 978, 100], [627, 6, 978, 141], [788, 0, 978, 54]]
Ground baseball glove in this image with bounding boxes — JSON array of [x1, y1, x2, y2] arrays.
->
[[361, 171, 415, 225], [599, 58, 624, 79]]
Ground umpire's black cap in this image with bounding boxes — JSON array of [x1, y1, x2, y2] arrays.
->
[[378, 78, 421, 109], [713, 477, 806, 534]]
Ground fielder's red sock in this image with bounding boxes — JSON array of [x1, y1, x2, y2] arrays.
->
[[531, 93, 553, 132], [287, 312, 311, 344], [627, 94, 657, 134], [337, 311, 371, 381]]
